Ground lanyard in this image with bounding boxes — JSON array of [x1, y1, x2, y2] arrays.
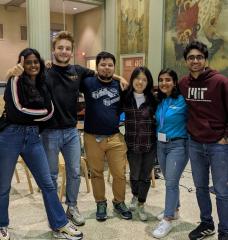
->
[[159, 98, 172, 128]]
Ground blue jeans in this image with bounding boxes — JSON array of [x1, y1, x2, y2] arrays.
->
[[41, 128, 81, 207], [0, 125, 68, 229], [157, 139, 189, 218], [189, 138, 228, 234]]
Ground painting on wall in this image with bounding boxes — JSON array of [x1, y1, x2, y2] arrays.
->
[[120, 54, 144, 81], [117, 0, 149, 57], [164, 0, 228, 77]]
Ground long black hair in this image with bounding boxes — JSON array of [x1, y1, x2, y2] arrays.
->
[[17, 48, 46, 106], [17, 48, 46, 89], [157, 68, 180, 102], [126, 66, 155, 106]]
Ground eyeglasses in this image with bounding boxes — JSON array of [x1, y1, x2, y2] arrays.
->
[[187, 55, 205, 61], [24, 60, 40, 65]]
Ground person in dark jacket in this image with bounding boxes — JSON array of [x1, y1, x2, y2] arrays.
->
[[179, 41, 228, 240], [122, 66, 157, 221], [0, 48, 83, 240]]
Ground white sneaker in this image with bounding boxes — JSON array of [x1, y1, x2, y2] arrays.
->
[[152, 219, 172, 239], [157, 210, 180, 221], [0, 227, 10, 240], [138, 204, 148, 221], [129, 196, 138, 211], [66, 206, 85, 226], [53, 222, 83, 240]]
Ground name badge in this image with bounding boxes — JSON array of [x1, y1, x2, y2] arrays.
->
[[158, 132, 167, 142]]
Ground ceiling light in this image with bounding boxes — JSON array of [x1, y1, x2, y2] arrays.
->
[[73, 7, 77, 10]]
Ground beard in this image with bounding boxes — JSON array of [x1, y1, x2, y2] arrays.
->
[[98, 74, 113, 81]]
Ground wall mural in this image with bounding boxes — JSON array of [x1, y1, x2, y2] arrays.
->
[[117, 0, 149, 57], [164, 0, 228, 77], [117, 0, 149, 78]]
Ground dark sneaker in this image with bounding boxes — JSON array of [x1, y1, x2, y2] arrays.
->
[[96, 201, 107, 221], [113, 202, 132, 220], [189, 222, 215, 240], [218, 233, 228, 240]]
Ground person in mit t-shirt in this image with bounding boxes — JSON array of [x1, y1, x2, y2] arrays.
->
[[179, 41, 228, 240]]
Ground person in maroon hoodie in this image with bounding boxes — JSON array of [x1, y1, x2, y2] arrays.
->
[[179, 41, 228, 240]]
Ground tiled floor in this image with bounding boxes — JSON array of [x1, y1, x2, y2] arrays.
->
[[7, 163, 218, 240]]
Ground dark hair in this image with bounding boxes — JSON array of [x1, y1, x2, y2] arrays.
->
[[183, 40, 208, 60], [18, 48, 46, 88], [96, 51, 116, 66], [126, 66, 155, 106], [157, 68, 180, 101]]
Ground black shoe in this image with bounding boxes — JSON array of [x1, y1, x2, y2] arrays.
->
[[96, 201, 107, 221], [219, 233, 228, 240], [189, 222, 215, 240], [113, 201, 132, 220]]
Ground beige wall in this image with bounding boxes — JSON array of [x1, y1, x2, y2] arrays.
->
[[0, 5, 27, 81], [50, 12, 73, 34], [0, 5, 73, 80], [74, 7, 103, 66]]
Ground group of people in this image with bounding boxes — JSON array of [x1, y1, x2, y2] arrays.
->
[[0, 31, 227, 240]]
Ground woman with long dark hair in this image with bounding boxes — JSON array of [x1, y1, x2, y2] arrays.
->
[[152, 68, 188, 238], [0, 48, 83, 240], [122, 66, 157, 221]]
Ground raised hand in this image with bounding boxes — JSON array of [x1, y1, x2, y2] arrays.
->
[[6, 56, 24, 79], [14, 56, 24, 76]]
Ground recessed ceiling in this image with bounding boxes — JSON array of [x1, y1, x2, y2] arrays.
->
[[0, 0, 99, 14]]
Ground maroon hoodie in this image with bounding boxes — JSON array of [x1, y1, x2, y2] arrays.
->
[[179, 68, 228, 143]]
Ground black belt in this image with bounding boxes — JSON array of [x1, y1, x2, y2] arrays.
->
[[165, 137, 187, 142]]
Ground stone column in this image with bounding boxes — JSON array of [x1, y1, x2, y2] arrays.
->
[[26, 0, 51, 60], [148, 0, 164, 84], [104, 0, 117, 55]]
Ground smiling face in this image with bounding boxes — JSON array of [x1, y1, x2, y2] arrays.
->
[[97, 58, 115, 80], [186, 49, 206, 76], [132, 71, 148, 94], [23, 54, 40, 80], [158, 73, 175, 96], [53, 39, 73, 66]]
